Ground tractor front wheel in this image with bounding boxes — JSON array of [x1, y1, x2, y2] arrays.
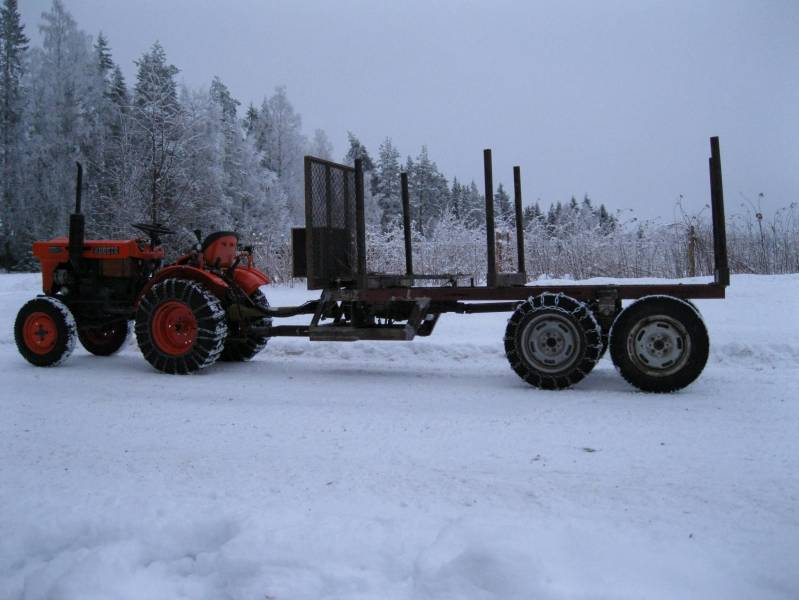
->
[[14, 296, 77, 367], [78, 320, 130, 356], [135, 278, 227, 374]]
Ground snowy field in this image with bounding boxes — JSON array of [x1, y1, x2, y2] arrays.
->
[[1, 272, 797, 599]]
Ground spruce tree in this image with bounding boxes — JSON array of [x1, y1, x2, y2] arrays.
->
[[243, 103, 258, 138], [132, 41, 182, 224], [94, 31, 113, 77], [22, 0, 94, 260], [0, 0, 28, 266], [406, 145, 449, 235], [374, 137, 401, 230], [109, 65, 128, 108], [463, 181, 484, 229], [494, 183, 512, 226], [253, 86, 305, 224], [450, 177, 463, 221], [309, 128, 333, 160], [343, 131, 374, 170]]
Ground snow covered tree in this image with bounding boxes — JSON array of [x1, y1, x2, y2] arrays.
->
[[523, 202, 543, 228], [343, 131, 374, 171], [309, 128, 333, 160], [18, 0, 94, 264], [405, 146, 449, 235], [80, 31, 126, 236], [206, 76, 288, 239], [462, 180, 484, 229], [0, 0, 28, 267], [341, 132, 381, 226], [494, 183, 513, 226], [374, 137, 402, 230], [129, 41, 193, 226], [243, 102, 258, 138], [251, 86, 305, 224]]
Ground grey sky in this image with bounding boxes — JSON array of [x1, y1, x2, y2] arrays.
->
[[19, 0, 799, 219]]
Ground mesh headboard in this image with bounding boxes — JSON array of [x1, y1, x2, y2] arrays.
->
[[303, 156, 362, 289]]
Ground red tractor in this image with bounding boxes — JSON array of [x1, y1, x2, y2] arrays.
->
[[14, 164, 273, 374]]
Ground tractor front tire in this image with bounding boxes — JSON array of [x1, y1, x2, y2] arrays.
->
[[609, 295, 709, 393], [220, 290, 272, 362], [14, 296, 77, 367], [504, 293, 603, 390], [78, 320, 130, 356], [135, 278, 227, 374]]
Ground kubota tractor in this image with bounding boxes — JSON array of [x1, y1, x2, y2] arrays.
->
[[14, 164, 273, 374]]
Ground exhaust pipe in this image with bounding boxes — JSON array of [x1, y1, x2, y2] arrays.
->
[[68, 162, 85, 270]]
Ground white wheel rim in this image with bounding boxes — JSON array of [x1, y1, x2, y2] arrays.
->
[[521, 313, 581, 374], [627, 314, 691, 376]]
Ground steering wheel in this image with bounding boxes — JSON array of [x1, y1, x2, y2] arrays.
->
[[132, 223, 176, 246], [133, 223, 176, 237]]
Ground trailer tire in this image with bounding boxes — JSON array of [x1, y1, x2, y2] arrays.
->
[[78, 320, 130, 356], [135, 278, 227, 374], [504, 293, 603, 390], [609, 295, 709, 393], [14, 296, 77, 367], [220, 290, 272, 362]]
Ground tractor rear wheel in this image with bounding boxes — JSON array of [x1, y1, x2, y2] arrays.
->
[[220, 290, 272, 362], [609, 295, 709, 393], [135, 278, 227, 374], [78, 320, 130, 356], [14, 296, 77, 367], [504, 293, 603, 390]]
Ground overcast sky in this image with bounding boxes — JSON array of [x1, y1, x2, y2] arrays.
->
[[19, 0, 799, 219]]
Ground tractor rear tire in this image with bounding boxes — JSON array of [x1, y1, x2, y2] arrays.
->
[[14, 296, 77, 367], [504, 293, 603, 390], [78, 320, 130, 356], [135, 278, 227, 374], [220, 290, 272, 362], [609, 295, 709, 393]]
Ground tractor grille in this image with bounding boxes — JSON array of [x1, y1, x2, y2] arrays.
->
[[304, 157, 360, 289]]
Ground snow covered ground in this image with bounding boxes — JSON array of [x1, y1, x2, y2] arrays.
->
[[1, 273, 797, 599]]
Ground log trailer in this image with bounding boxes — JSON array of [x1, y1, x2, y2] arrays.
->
[[15, 137, 729, 392]]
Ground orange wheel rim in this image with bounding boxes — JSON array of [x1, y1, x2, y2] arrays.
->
[[151, 301, 198, 356], [23, 312, 58, 354]]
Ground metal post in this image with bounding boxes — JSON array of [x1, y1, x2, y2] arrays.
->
[[708, 136, 729, 287], [68, 162, 85, 271], [324, 164, 333, 284], [74, 162, 83, 213], [513, 165, 526, 277], [303, 157, 313, 286], [401, 171, 413, 276], [354, 158, 367, 286], [484, 149, 496, 287]]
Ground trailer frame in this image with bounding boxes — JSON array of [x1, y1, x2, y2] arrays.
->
[[262, 137, 728, 344]]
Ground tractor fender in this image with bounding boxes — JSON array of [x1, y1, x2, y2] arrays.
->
[[232, 266, 271, 296], [137, 265, 229, 306]]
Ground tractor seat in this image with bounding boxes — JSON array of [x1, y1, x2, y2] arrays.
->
[[202, 231, 239, 268]]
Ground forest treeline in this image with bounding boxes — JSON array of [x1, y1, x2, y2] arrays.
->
[[1, 0, 796, 280]]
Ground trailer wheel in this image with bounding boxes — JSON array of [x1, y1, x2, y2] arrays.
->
[[220, 290, 272, 362], [504, 293, 603, 390], [14, 296, 77, 367], [609, 296, 709, 393], [135, 278, 227, 374], [78, 320, 130, 356]]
